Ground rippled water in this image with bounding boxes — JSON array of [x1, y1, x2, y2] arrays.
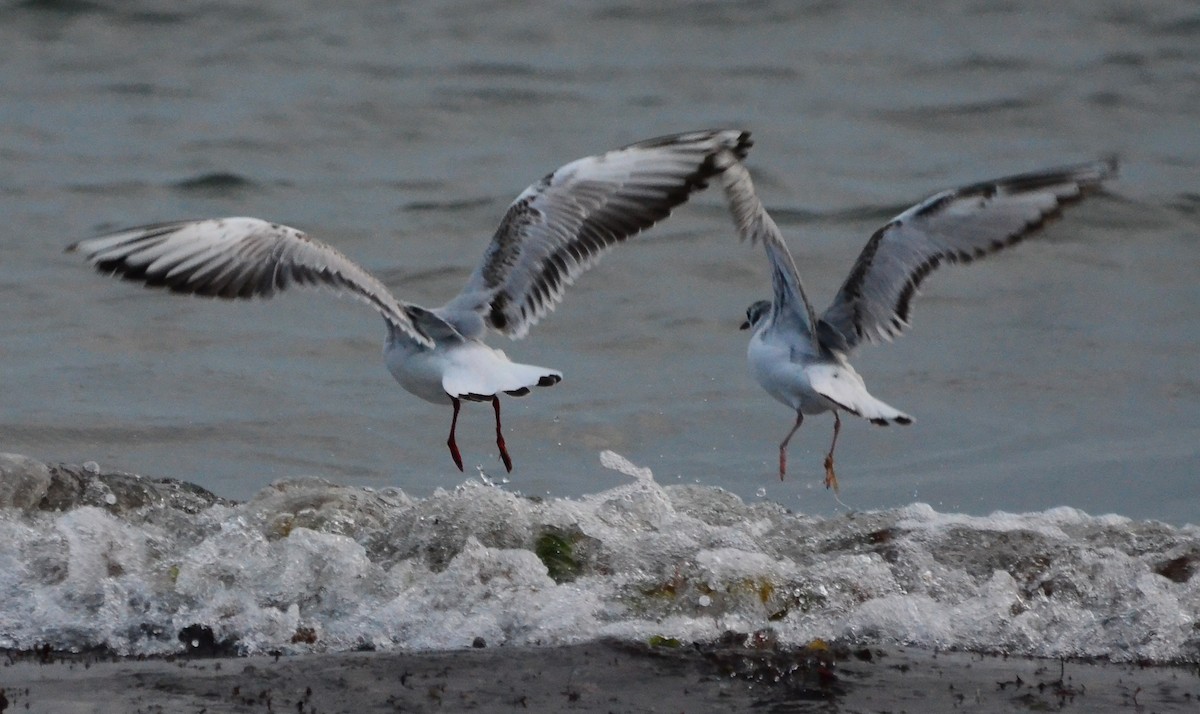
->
[[2, 0, 1198, 528]]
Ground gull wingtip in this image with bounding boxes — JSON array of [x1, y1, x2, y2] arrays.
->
[[723, 128, 754, 159]]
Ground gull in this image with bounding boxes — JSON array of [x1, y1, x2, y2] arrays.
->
[[719, 154, 1115, 490], [69, 129, 752, 472]]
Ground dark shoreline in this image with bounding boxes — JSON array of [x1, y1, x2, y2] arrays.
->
[[2, 639, 1197, 713]]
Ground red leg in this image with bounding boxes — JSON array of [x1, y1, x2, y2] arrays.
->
[[823, 412, 841, 492], [446, 397, 464, 471], [778, 410, 803, 481], [492, 396, 513, 472]]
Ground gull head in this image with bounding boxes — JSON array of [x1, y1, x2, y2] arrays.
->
[[740, 300, 771, 331]]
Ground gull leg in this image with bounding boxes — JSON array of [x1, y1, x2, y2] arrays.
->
[[492, 396, 513, 473], [446, 397, 464, 472], [823, 412, 842, 492], [778, 410, 804, 481]]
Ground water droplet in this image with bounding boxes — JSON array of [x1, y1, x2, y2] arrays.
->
[[756, 487, 767, 498]]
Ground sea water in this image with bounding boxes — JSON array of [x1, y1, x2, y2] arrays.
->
[[0, 0, 1198, 659]]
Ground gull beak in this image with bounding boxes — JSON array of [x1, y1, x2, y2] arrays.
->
[[739, 320, 751, 330]]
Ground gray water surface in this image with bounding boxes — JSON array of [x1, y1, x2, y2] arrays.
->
[[1, 0, 1197, 522]]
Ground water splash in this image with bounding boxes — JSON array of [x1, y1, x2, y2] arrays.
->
[[1, 452, 1197, 662]]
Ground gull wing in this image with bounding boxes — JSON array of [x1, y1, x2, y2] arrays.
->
[[440, 129, 753, 339], [818, 158, 1116, 353], [719, 156, 821, 352], [68, 217, 434, 348]]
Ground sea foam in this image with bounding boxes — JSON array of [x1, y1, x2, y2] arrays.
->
[[1, 451, 1197, 662]]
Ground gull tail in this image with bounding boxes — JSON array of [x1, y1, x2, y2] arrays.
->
[[807, 364, 913, 426], [445, 358, 562, 402]]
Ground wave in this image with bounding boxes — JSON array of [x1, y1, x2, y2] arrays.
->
[[0, 451, 1196, 662]]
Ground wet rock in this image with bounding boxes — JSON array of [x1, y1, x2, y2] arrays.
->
[[534, 526, 605, 583], [41, 461, 230, 514], [0, 453, 53, 509], [246, 477, 403, 543], [0, 454, 230, 514], [1154, 552, 1198, 584], [178, 624, 239, 656]]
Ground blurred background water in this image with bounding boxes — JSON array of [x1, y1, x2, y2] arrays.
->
[[1, 0, 1197, 522]]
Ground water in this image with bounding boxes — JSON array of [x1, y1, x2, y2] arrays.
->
[[3, 1, 1197, 518], [0, 0, 1198, 655], [2, 451, 1198, 662]]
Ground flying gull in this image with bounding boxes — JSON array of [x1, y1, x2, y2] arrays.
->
[[719, 154, 1115, 490], [69, 129, 753, 472]]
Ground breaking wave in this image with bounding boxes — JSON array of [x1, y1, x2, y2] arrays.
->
[[1, 451, 1197, 663]]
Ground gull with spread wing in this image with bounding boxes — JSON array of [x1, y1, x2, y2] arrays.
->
[[69, 129, 752, 472], [719, 154, 1115, 490]]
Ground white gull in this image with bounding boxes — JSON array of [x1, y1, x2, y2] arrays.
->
[[718, 154, 1115, 490]]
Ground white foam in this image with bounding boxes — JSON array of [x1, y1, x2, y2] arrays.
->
[[1, 452, 1197, 662]]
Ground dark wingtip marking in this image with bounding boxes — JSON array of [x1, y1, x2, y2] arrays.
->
[[844, 222, 896, 333], [731, 130, 753, 160], [898, 253, 941, 322], [869, 418, 889, 426], [632, 129, 752, 159], [537, 375, 561, 387], [488, 299, 509, 330], [504, 387, 531, 397], [895, 416, 914, 425]]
